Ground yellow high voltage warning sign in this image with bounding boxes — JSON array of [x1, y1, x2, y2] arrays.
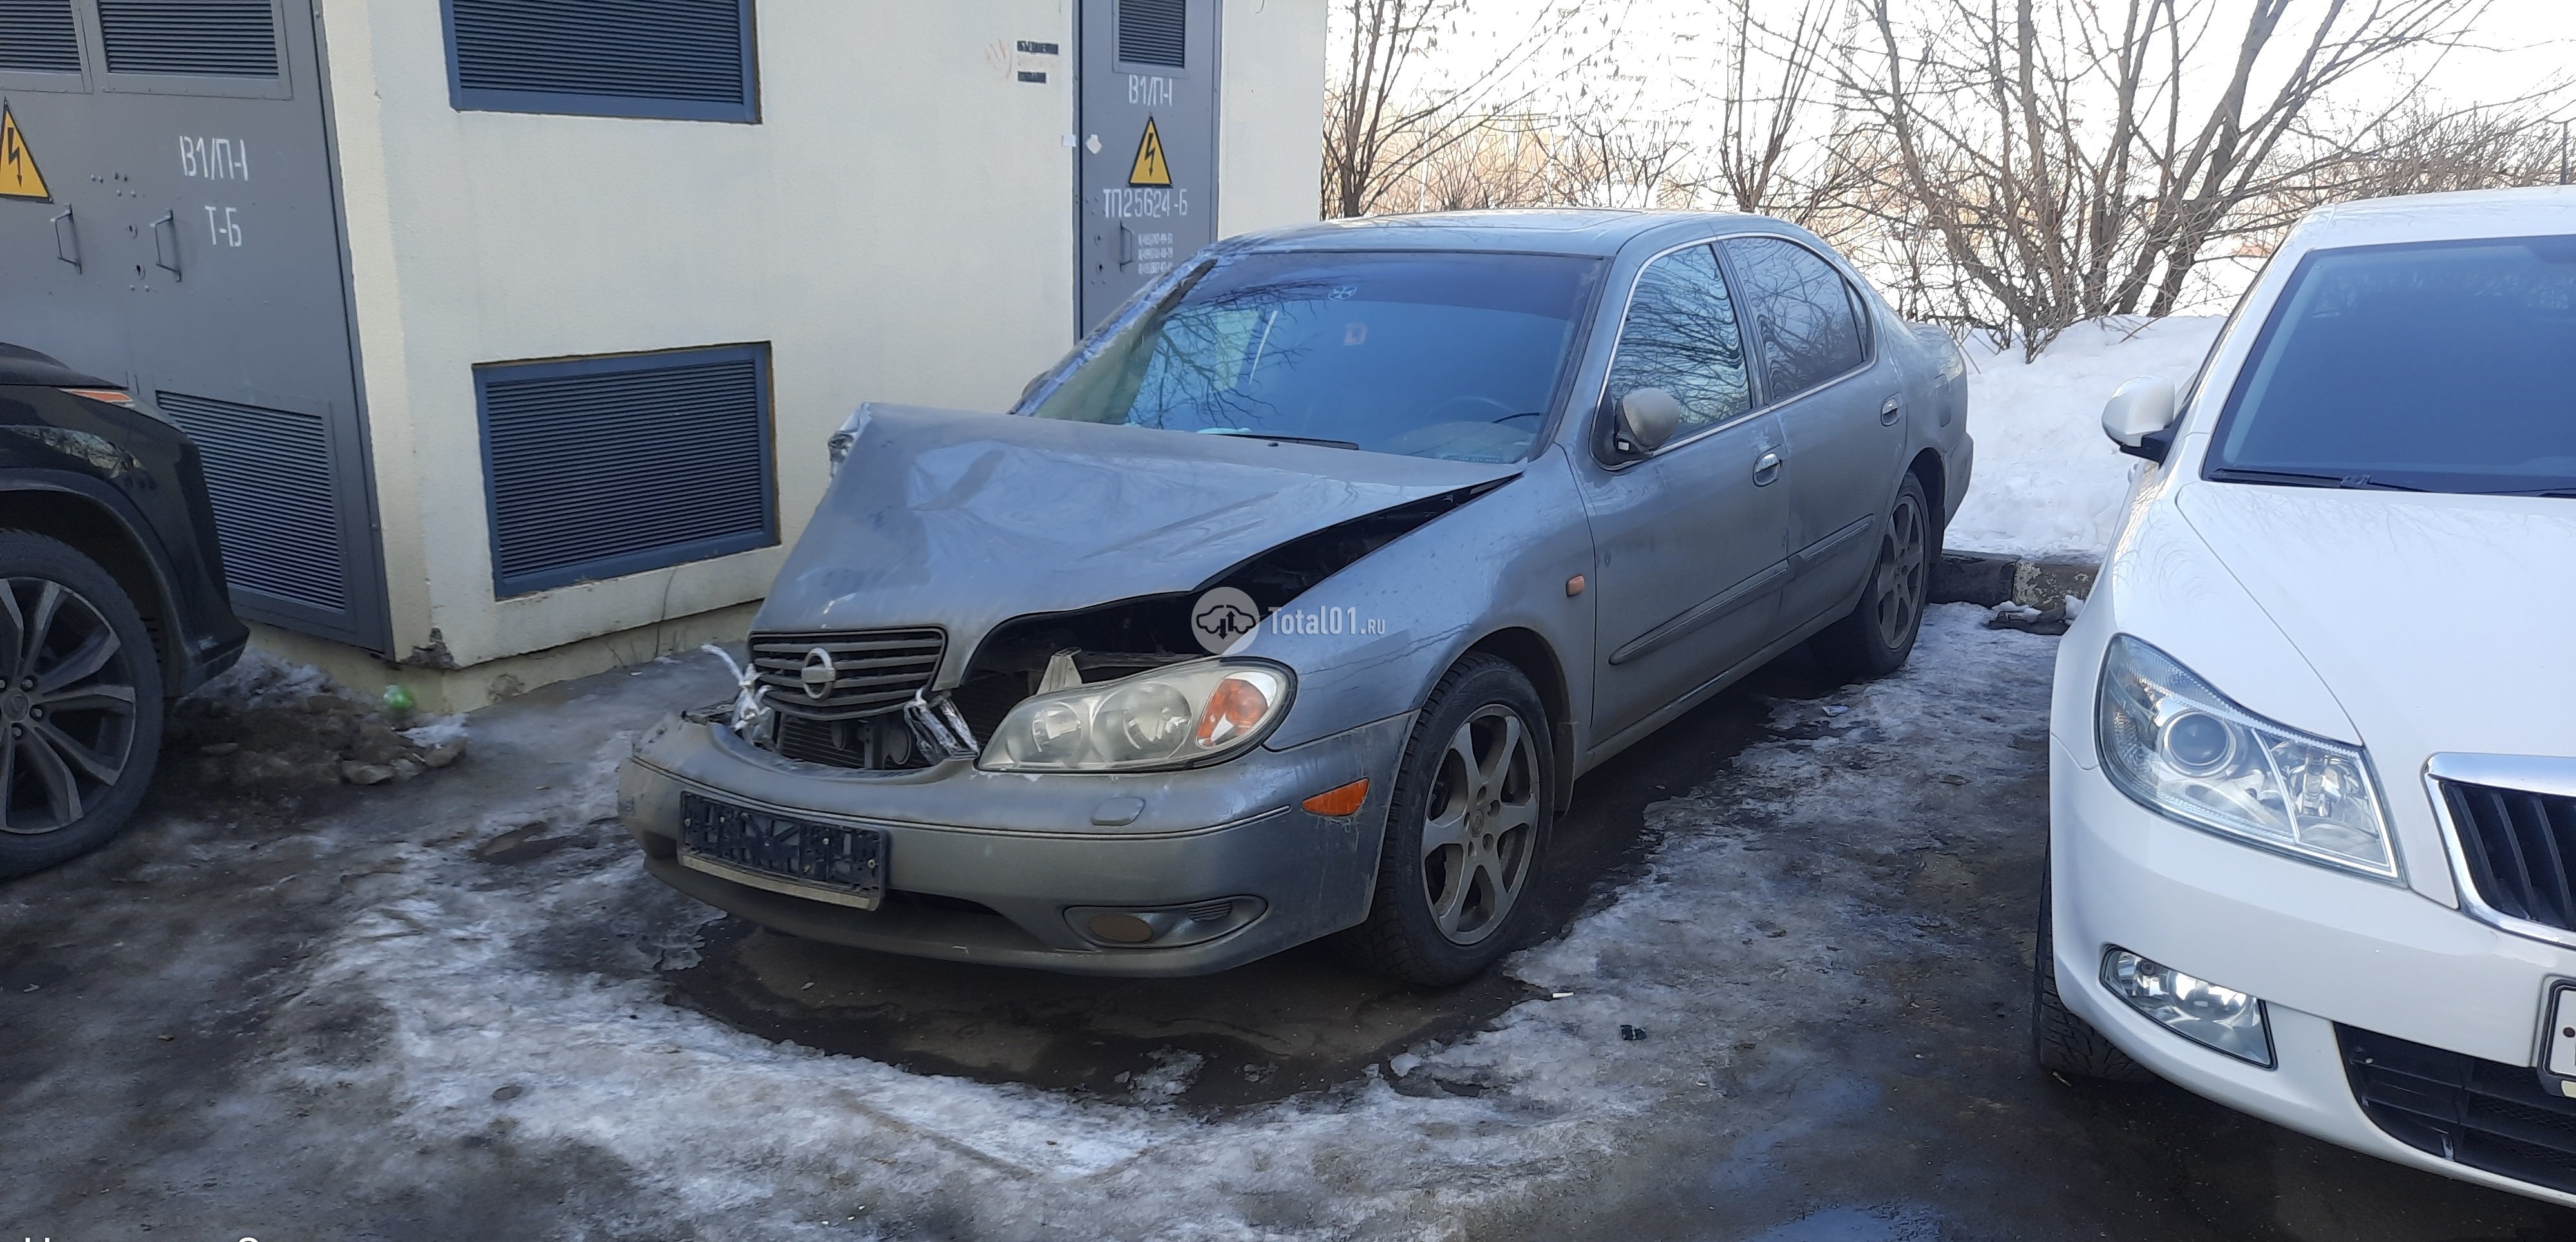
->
[[1, 106, 50, 202], [1128, 117, 1171, 187]]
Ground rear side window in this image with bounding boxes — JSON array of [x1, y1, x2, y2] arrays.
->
[[2210, 236, 2576, 496], [1725, 236, 1866, 399], [1605, 244, 1752, 435]]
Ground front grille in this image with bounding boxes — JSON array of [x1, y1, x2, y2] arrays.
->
[[2340, 1024, 2576, 1194], [751, 628, 945, 721], [2437, 778, 2576, 932]]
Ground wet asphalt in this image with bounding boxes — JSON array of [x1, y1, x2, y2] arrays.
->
[[1, 639, 2572, 1239]]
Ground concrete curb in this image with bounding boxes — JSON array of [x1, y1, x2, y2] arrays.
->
[[1931, 551, 2099, 609]]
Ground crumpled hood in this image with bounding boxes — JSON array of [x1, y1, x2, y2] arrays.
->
[[756, 405, 1522, 680], [2176, 482, 2576, 765]]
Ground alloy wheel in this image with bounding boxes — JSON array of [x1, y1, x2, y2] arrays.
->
[[1419, 704, 1540, 945], [1871, 492, 1929, 650], [0, 577, 139, 835]]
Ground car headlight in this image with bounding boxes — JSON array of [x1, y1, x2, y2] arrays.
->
[[980, 658, 1293, 772], [2096, 635, 2394, 879]]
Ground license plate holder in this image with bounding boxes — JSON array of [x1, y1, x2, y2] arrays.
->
[[678, 793, 886, 911]]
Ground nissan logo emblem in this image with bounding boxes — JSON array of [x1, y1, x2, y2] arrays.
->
[[799, 647, 837, 700]]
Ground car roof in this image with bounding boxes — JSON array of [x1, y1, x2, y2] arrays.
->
[[2287, 185, 2576, 254], [0, 341, 112, 390], [1231, 209, 1785, 257]]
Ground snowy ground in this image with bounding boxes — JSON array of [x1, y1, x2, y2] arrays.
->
[[6, 609, 2559, 1240], [1943, 316, 2226, 559]]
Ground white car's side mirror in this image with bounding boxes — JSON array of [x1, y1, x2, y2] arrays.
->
[[2101, 377, 2179, 457]]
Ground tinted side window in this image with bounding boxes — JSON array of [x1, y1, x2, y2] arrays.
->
[[1726, 237, 1865, 397], [1605, 244, 1752, 435]]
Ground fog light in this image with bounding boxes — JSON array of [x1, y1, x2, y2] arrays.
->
[[1087, 913, 1156, 944], [2100, 947, 2273, 1067]]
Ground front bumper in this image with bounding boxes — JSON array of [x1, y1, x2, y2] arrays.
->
[[2050, 737, 2576, 1206], [618, 711, 1411, 976]]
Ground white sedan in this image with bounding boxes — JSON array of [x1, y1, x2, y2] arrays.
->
[[2038, 185, 2576, 1204]]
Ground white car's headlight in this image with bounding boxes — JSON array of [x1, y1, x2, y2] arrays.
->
[[2096, 635, 2395, 879], [980, 658, 1293, 772]]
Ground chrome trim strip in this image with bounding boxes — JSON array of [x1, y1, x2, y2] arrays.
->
[[2423, 752, 2576, 952], [2429, 753, 2576, 800]]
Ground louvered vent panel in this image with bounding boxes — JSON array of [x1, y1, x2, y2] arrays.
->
[[98, 0, 279, 77], [478, 347, 772, 597], [1117, 0, 1184, 68], [0, 0, 82, 73], [449, 0, 749, 108], [155, 391, 348, 613]]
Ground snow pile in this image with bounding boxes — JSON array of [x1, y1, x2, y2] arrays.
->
[[173, 646, 469, 788], [400, 714, 471, 747], [188, 645, 346, 709], [263, 607, 2061, 1237], [1944, 316, 2225, 559]]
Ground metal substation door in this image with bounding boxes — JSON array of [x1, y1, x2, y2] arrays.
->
[[0, 0, 388, 651], [1077, 0, 1220, 331]]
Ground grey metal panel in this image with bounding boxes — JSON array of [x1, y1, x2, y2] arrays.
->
[[477, 344, 777, 598], [1077, 0, 1217, 330], [154, 388, 346, 613], [0, 0, 390, 650]]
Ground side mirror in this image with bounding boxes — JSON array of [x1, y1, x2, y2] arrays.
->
[[2101, 376, 2178, 463], [1614, 387, 1683, 457]]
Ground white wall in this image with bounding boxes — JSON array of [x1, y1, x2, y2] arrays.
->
[[321, 0, 1320, 670], [1219, 0, 1327, 238]]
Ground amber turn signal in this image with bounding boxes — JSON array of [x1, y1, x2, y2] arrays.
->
[[1301, 778, 1369, 817], [1566, 575, 1586, 597]]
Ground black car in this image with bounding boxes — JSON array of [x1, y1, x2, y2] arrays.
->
[[0, 342, 246, 875]]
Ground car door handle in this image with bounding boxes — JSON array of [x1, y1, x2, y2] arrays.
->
[[1753, 450, 1783, 486], [1880, 394, 1903, 425]]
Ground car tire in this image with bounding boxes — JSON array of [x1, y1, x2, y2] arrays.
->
[[1334, 654, 1553, 986], [2032, 850, 2155, 1082], [1808, 473, 1932, 681], [0, 531, 166, 878]]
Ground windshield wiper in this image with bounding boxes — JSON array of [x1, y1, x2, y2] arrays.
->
[[2206, 467, 2426, 492], [1201, 430, 1359, 450], [2481, 486, 2576, 499]]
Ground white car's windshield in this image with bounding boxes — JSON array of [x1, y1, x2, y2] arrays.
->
[[1024, 250, 1603, 463], [2208, 235, 2576, 497]]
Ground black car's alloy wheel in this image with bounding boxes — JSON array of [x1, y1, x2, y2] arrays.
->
[[0, 532, 164, 877], [0, 576, 141, 832]]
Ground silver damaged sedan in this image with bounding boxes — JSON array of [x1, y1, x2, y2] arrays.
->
[[619, 210, 1972, 982]]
